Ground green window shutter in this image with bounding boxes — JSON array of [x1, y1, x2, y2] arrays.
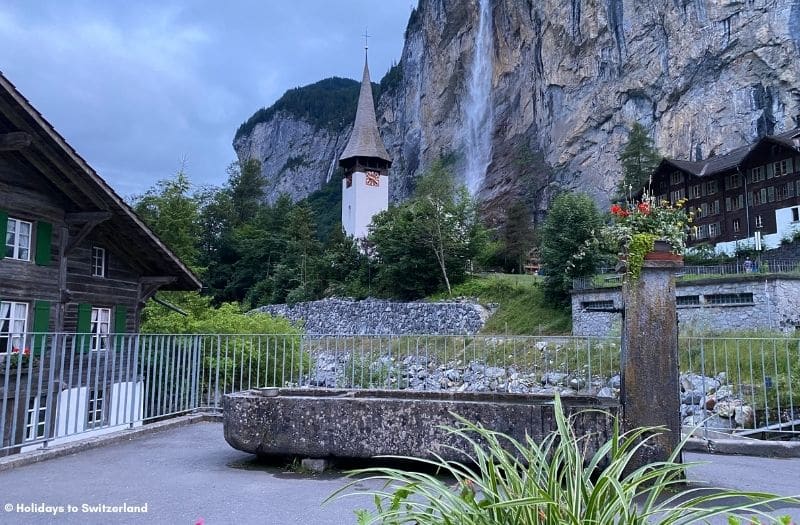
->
[[77, 303, 92, 353], [113, 305, 127, 352], [113, 305, 127, 334], [32, 300, 51, 356], [35, 221, 53, 266], [0, 209, 7, 260]]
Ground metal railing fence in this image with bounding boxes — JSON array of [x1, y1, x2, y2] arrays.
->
[[0, 333, 618, 454], [0, 332, 796, 454], [680, 336, 799, 440]]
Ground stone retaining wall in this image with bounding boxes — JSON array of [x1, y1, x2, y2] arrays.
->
[[572, 275, 800, 336], [254, 297, 490, 335]]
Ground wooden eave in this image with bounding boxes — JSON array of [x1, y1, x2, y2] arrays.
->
[[0, 72, 201, 291]]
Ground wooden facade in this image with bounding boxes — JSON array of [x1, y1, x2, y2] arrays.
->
[[650, 129, 800, 252], [0, 72, 200, 453], [0, 72, 200, 347]]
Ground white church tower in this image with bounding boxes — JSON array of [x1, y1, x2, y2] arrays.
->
[[339, 48, 392, 239]]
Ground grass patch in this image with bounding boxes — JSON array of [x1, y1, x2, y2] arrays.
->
[[430, 274, 571, 336]]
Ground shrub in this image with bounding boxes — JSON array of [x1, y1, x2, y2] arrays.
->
[[331, 395, 798, 525]]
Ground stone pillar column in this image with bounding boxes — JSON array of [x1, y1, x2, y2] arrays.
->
[[621, 253, 683, 469]]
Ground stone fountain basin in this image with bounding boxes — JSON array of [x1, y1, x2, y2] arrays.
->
[[223, 388, 618, 461]]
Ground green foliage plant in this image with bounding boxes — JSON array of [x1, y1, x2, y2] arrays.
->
[[599, 190, 690, 282], [332, 395, 798, 525], [539, 192, 603, 306], [140, 293, 307, 393]]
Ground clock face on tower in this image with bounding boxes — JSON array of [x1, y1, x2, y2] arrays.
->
[[365, 171, 380, 187]]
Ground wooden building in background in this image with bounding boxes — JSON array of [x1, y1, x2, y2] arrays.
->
[[650, 129, 800, 254]]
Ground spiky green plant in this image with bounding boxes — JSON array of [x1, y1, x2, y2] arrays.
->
[[329, 396, 798, 524]]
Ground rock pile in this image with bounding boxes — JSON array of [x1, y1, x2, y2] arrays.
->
[[679, 373, 755, 430], [255, 297, 490, 335]]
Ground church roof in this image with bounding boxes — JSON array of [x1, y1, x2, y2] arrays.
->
[[339, 57, 392, 165]]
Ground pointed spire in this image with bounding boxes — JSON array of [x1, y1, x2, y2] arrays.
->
[[339, 54, 392, 166]]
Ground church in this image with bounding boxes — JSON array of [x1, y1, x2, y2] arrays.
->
[[338, 49, 392, 239]]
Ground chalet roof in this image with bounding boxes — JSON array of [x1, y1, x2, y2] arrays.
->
[[338, 56, 392, 165], [659, 127, 800, 178], [0, 71, 201, 291]]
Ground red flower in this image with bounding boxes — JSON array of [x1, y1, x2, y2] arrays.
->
[[611, 204, 624, 216], [637, 202, 651, 215]]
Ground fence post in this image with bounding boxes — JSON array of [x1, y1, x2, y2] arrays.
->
[[621, 247, 683, 470]]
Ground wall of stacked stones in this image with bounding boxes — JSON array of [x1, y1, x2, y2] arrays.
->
[[572, 276, 800, 336], [254, 297, 490, 335]]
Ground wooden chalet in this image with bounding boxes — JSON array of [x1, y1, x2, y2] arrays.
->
[[650, 129, 800, 253], [0, 71, 200, 452], [0, 71, 200, 347]]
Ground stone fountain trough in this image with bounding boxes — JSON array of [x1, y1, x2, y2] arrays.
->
[[223, 388, 618, 461]]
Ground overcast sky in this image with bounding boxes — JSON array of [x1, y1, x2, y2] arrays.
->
[[0, 1, 412, 197]]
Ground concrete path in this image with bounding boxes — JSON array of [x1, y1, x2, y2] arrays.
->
[[0, 421, 797, 524]]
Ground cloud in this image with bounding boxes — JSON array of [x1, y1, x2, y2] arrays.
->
[[0, 1, 410, 195]]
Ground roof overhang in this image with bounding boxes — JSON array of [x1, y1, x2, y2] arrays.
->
[[0, 71, 201, 291]]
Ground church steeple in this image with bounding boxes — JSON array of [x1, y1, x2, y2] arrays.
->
[[338, 55, 392, 170], [339, 47, 392, 240]]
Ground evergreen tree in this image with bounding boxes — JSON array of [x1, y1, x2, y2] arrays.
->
[[616, 123, 661, 201], [539, 192, 603, 306], [501, 200, 537, 273], [133, 170, 201, 270]]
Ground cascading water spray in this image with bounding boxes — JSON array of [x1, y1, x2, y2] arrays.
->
[[463, 0, 494, 196]]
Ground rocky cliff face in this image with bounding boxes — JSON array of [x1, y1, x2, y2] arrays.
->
[[235, 0, 800, 217], [234, 111, 348, 203]]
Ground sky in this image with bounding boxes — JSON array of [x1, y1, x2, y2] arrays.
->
[[0, 1, 412, 198]]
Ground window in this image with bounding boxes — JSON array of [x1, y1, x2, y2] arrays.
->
[[727, 194, 744, 211], [709, 223, 721, 238], [773, 159, 790, 177], [670, 171, 684, 185], [670, 188, 685, 203], [792, 207, 800, 223], [711, 200, 720, 215], [755, 215, 763, 229], [732, 218, 741, 233], [677, 295, 700, 307], [727, 174, 742, 189], [581, 300, 614, 311], [753, 188, 767, 205], [691, 184, 702, 199], [777, 184, 789, 200], [91, 247, 106, 277], [693, 225, 708, 240], [0, 301, 28, 354], [750, 166, 764, 183], [697, 203, 708, 218], [90, 308, 111, 352], [25, 397, 47, 441], [4, 217, 32, 261], [705, 293, 754, 305], [86, 389, 105, 428], [767, 186, 775, 202], [706, 180, 718, 195]]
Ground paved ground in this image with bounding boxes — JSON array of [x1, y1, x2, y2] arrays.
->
[[0, 421, 797, 524]]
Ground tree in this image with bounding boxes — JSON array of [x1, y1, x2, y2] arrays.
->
[[412, 162, 483, 295], [369, 161, 486, 299], [228, 158, 267, 225], [500, 200, 537, 273], [132, 170, 201, 269], [616, 123, 661, 200], [539, 192, 603, 306]]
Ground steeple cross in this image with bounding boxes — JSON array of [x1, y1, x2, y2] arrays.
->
[[363, 28, 370, 51]]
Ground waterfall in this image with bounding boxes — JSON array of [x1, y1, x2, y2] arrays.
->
[[463, 0, 494, 195]]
